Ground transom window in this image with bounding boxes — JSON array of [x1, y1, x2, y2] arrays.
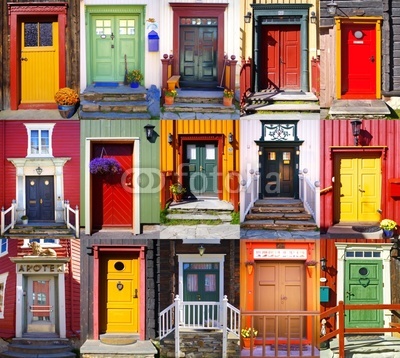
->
[[346, 251, 381, 258], [25, 123, 55, 157]]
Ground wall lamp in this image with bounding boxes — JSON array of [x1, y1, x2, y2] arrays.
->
[[168, 133, 173, 144], [144, 124, 155, 140], [36, 166, 43, 175], [350, 120, 362, 146], [228, 132, 233, 144], [326, 0, 338, 16], [320, 257, 327, 271], [310, 11, 317, 24], [244, 12, 252, 24], [198, 245, 205, 256]]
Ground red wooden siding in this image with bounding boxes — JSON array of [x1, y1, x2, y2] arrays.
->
[[0, 121, 5, 205], [320, 120, 400, 232]]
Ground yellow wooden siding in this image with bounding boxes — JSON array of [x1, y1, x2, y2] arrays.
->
[[161, 120, 240, 202]]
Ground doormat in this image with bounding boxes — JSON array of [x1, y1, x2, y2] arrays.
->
[[352, 225, 381, 233], [94, 82, 119, 87], [270, 345, 310, 351], [346, 335, 384, 341]]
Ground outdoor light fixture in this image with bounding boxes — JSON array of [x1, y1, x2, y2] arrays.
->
[[36, 166, 43, 175], [310, 11, 317, 24], [258, 149, 263, 156], [244, 12, 252, 24], [228, 132, 233, 143], [326, 0, 338, 16], [320, 257, 327, 271], [168, 133, 173, 144], [198, 245, 205, 256], [144, 124, 155, 140], [350, 120, 362, 146]]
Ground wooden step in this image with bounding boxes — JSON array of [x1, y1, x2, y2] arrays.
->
[[241, 220, 318, 231], [246, 212, 312, 221]]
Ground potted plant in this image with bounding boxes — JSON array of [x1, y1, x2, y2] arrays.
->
[[170, 182, 186, 202], [126, 69, 144, 88], [380, 219, 397, 238], [164, 88, 178, 105], [223, 88, 234, 106], [89, 157, 122, 175], [54, 87, 80, 118], [21, 215, 28, 225], [241, 327, 258, 349]]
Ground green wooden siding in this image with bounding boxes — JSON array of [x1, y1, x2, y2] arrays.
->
[[80, 119, 160, 226]]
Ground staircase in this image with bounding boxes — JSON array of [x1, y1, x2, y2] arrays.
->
[[79, 84, 157, 120], [0, 338, 76, 358], [161, 89, 240, 120], [241, 198, 318, 231], [5, 223, 76, 240]]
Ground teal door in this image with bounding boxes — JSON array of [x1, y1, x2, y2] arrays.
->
[[345, 259, 383, 328], [184, 143, 217, 197], [183, 262, 220, 325], [90, 15, 140, 82]]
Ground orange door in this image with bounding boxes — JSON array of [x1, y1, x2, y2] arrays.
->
[[262, 25, 301, 90], [341, 23, 376, 99], [254, 261, 305, 339], [92, 143, 133, 228]]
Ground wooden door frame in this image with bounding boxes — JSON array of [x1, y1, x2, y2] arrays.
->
[[335, 17, 382, 100], [170, 3, 227, 85], [178, 134, 224, 200], [251, 4, 311, 92], [8, 3, 67, 110], [92, 246, 146, 340]]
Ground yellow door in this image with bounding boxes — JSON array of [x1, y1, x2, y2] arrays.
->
[[21, 21, 59, 104], [100, 255, 139, 333], [338, 154, 381, 222]]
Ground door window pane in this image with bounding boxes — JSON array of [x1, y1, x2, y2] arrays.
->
[[187, 274, 198, 292], [187, 145, 196, 160], [268, 152, 276, 160], [205, 145, 215, 160], [39, 23, 53, 46], [205, 274, 216, 292], [119, 20, 135, 35], [24, 23, 52, 47]]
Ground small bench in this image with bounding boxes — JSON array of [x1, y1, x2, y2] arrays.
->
[[167, 75, 181, 90]]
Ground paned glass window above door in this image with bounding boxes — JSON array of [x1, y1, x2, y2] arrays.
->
[[24, 22, 53, 47], [25, 123, 55, 157]]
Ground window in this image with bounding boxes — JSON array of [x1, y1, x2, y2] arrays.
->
[[0, 239, 7, 257], [25, 123, 55, 157], [22, 239, 60, 248], [0, 273, 8, 319]]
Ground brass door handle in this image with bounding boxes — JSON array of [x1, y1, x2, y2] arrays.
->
[[21, 57, 28, 61], [281, 294, 287, 300], [358, 187, 365, 193], [40, 198, 43, 204], [133, 289, 138, 298], [199, 165, 203, 172], [197, 294, 201, 301]]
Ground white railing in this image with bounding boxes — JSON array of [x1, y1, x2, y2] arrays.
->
[[299, 170, 320, 227], [1, 200, 17, 235], [159, 295, 239, 358], [63, 200, 80, 238], [240, 169, 259, 222]]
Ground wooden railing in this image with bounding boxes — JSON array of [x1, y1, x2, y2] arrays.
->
[[1, 200, 17, 235], [320, 301, 400, 358], [241, 310, 320, 358], [159, 295, 240, 358], [320, 186, 333, 195], [311, 57, 320, 98], [240, 169, 259, 223], [160, 171, 174, 209], [299, 171, 320, 227], [240, 57, 253, 107], [63, 200, 79, 238]]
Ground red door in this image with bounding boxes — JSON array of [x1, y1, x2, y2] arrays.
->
[[341, 23, 376, 99], [262, 25, 301, 90], [92, 143, 133, 228]]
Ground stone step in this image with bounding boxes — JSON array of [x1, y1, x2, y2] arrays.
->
[[1, 353, 75, 358], [81, 91, 146, 103], [251, 206, 307, 214], [174, 95, 223, 105], [164, 102, 235, 113], [78, 111, 151, 120], [99, 333, 138, 345], [248, 103, 320, 112], [7, 225, 75, 239], [80, 100, 148, 113], [241, 219, 318, 231], [167, 213, 232, 222], [246, 212, 312, 221], [7, 344, 74, 354], [253, 200, 304, 207]]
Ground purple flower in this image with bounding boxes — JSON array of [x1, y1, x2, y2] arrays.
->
[[89, 157, 122, 175]]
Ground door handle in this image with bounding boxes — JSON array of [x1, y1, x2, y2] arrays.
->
[[280, 294, 287, 300], [358, 186, 365, 193], [346, 291, 354, 298], [197, 294, 201, 301], [280, 57, 285, 64], [21, 57, 28, 61], [40, 198, 43, 204], [369, 56, 375, 62], [199, 165, 203, 172], [110, 32, 114, 40], [133, 289, 138, 298]]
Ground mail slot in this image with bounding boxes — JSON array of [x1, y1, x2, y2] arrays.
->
[[389, 178, 400, 197], [320, 287, 330, 303]]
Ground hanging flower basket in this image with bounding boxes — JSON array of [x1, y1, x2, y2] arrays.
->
[[89, 157, 122, 175]]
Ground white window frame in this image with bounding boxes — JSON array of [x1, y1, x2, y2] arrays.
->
[[22, 239, 61, 248], [0, 272, 9, 319], [25, 123, 56, 157], [0, 239, 8, 257]]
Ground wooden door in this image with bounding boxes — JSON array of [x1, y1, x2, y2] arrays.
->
[[183, 143, 217, 197], [26, 176, 54, 221], [337, 154, 381, 222], [92, 143, 133, 229], [345, 260, 383, 328], [254, 261, 305, 339], [261, 25, 301, 90], [91, 15, 140, 83], [100, 254, 139, 333], [341, 23, 376, 99], [21, 21, 59, 104], [180, 25, 218, 87], [264, 149, 294, 197]]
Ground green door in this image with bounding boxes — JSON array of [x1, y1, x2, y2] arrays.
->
[[183, 262, 220, 325], [184, 143, 217, 197], [345, 259, 383, 328], [90, 15, 140, 83]]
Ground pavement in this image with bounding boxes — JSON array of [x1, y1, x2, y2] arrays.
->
[[160, 223, 239, 240], [0, 109, 77, 120]]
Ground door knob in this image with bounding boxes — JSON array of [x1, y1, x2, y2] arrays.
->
[[21, 57, 28, 61], [369, 56, 375, 62], [199, 165, 203, 172], [40, 198, 43, 204], [280, 294, 287, 300], [197, 294, 201, 301]]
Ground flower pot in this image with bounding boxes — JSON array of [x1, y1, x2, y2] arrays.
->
[[22, 219, 28, 225], [165, 96, 174, 105], [173, 193, 183, 202], [383, 229, 394, 238], [58, 104, 77, 119], [223, 97, 233, 106], [130, 82, 139, 88], [242, 338, 251, 349]]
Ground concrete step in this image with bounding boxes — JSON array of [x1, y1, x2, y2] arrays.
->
[[7, 344, 74, 354], [99, 333, 138, 345], [249, 103, 320, 112], [1, 353, 75, 358], [241, 219, 318, 231], [246, 212, 312, 221]]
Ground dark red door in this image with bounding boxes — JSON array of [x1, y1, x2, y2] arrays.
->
[[92, 143, 133, 228], [341, 23, 376, 99], [262, 25, 300, 90]]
